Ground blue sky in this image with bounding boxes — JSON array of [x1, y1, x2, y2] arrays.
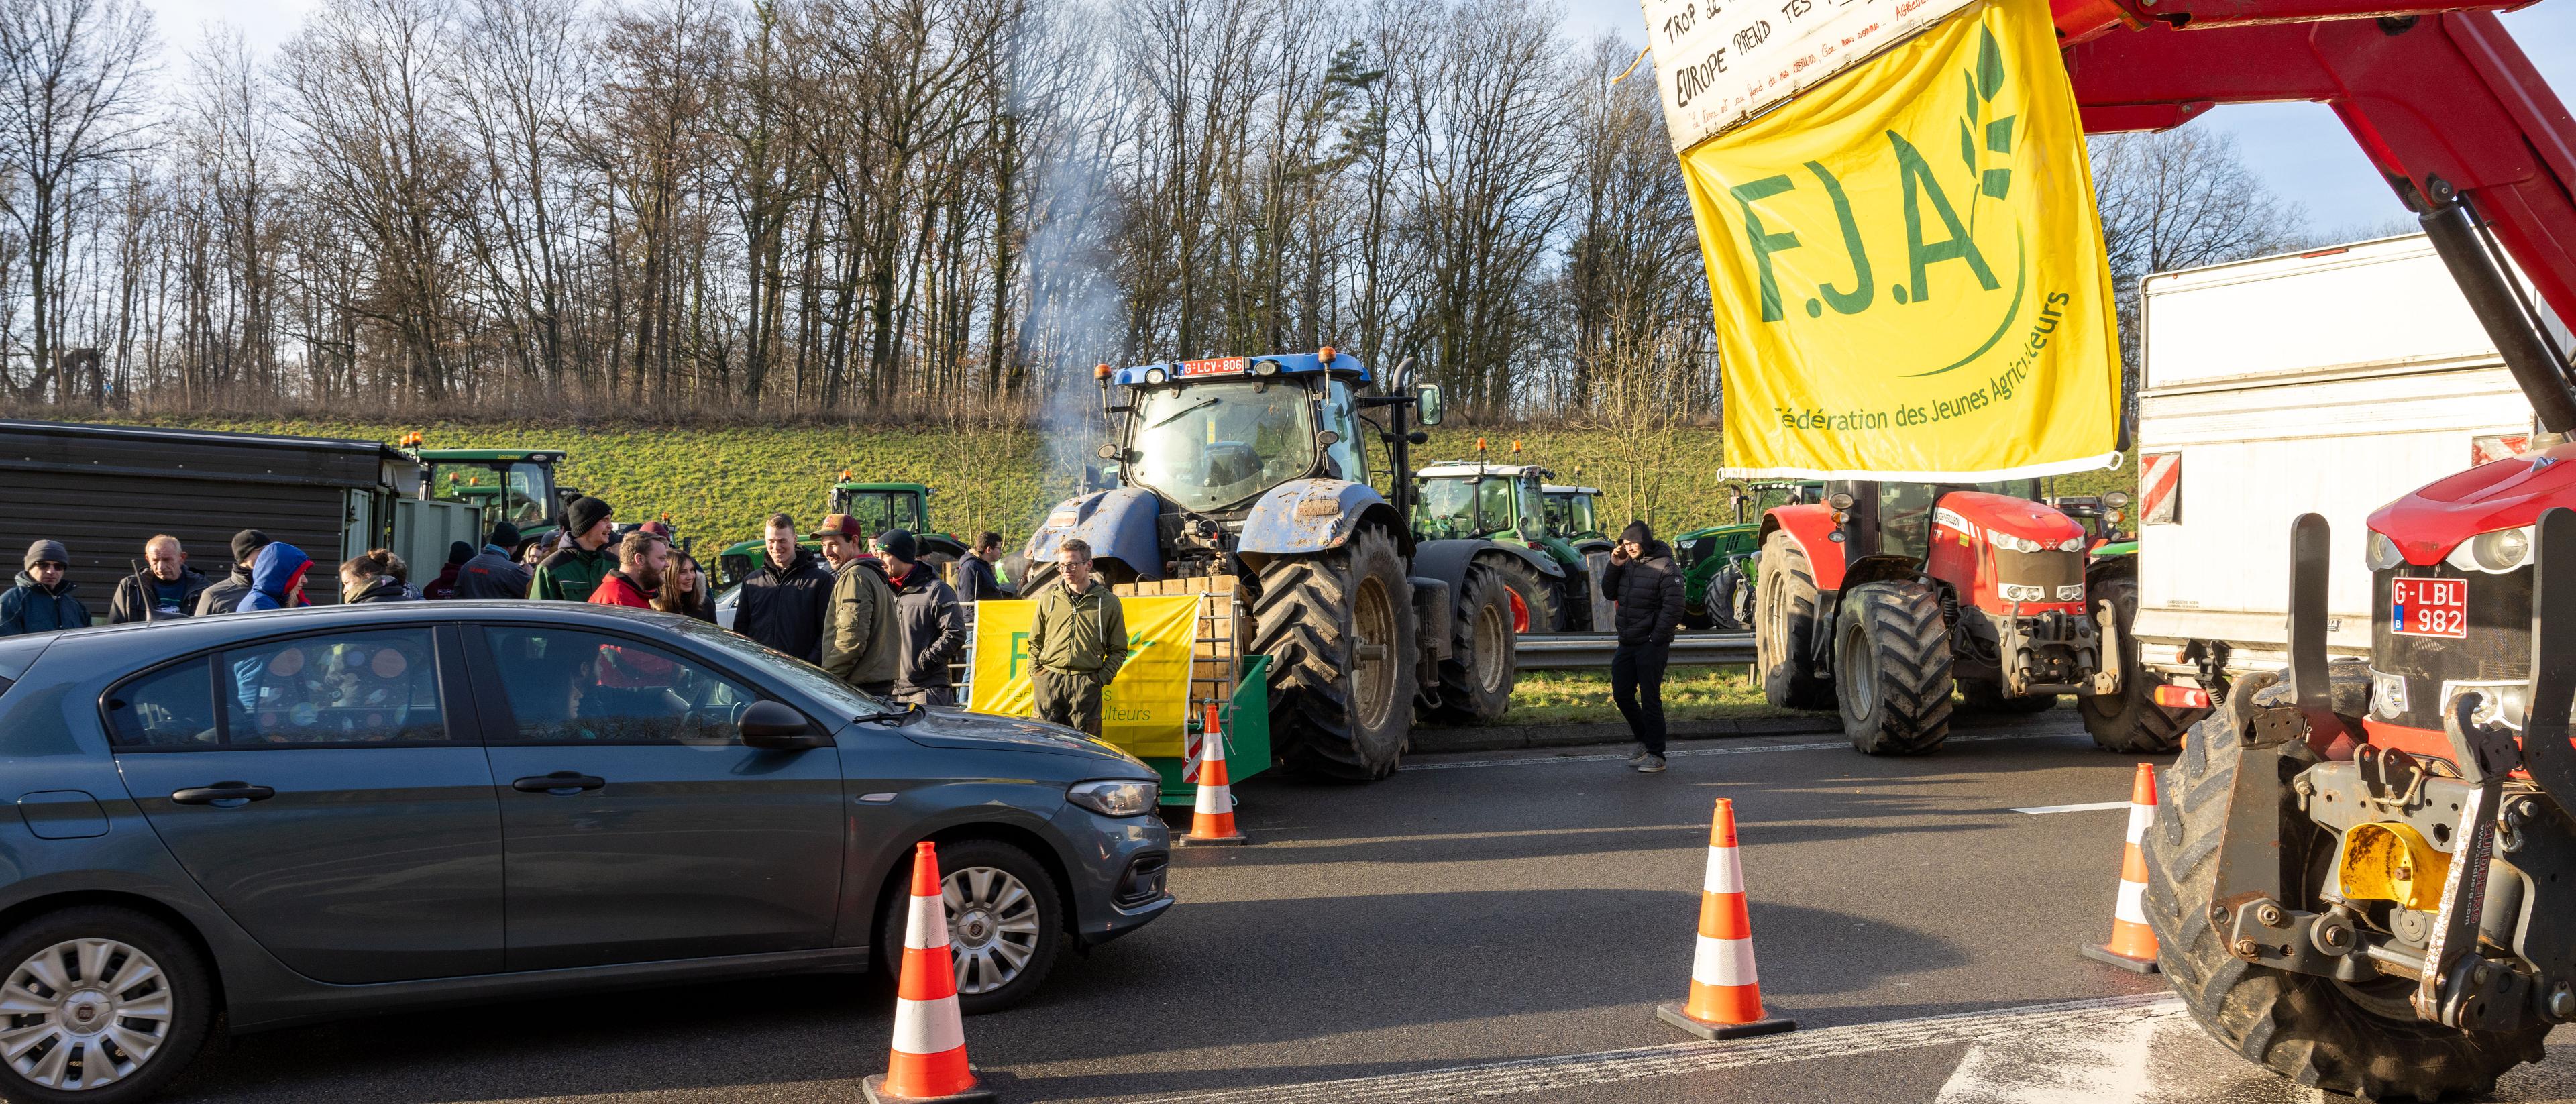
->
[[145, 0, 2573, 239], [1561, 0, 2576, 237]]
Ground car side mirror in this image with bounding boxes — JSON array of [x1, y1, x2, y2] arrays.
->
[[1415, 384, 1444, 426], [741, 700, 826, 750]]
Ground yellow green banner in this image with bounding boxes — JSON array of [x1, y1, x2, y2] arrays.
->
[[1682, 0, 2121, 480], [965, 594, 1201, 758]]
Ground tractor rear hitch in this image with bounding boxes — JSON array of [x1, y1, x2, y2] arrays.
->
[[2286, 514, 2354, 751]]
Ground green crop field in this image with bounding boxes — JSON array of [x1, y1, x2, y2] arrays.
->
[[127, 415, 2138, 553]]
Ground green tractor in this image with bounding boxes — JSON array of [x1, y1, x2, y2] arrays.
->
[[1411, 462, 1607, 634], [409, 443, 578, 540], [713, 480, 969, 595], [1673, 480, 1819, 630]]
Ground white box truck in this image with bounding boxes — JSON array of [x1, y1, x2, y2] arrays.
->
[[2114, 233, 2568, 738]]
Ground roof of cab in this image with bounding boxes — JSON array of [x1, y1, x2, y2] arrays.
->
[[1110, 351, 1368, 388]]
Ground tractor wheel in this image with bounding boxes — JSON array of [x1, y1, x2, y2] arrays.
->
[[1835, 581, 1954, 755], [1252, 528, 1418, 781], [1707, 564, 1751, 632], [2080, 575, 2206, 753], [1755, 532, 1833, 710], [1959, 677, 2056, 714], [1430, 561, 1515, 724], [2143, 675, 2548, 1099], [1489, 557, 1565, 635]]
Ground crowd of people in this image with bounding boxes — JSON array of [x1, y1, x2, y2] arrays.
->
[[0, 494, 1030, 720]]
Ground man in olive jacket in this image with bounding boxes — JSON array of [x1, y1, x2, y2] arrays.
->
[[1025, 539, 1126, 736], [814, 514, 899, 696], [529, 496, 617, 602]]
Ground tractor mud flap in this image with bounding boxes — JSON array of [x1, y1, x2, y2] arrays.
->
[[1411, 577, 1452, 662]]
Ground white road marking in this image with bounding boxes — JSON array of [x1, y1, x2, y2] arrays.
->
[[2010, 800, 2131, 814], [1136, 993, 2184, 1104], [1933, 1011, 2158, 1103], [1403, 730, 2084, 771]]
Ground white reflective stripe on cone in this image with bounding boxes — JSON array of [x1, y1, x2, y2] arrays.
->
[[2125, 803, 2154, 844], [2114, 879, 2149, 926], [1690, 934, 1758, 987], [1703, 848, 1743, 895], [906, 893, 950, 950], [1203, 736, 1228, 764], [1196, 784, 1234, 815], [891, 996, 967, 1056]]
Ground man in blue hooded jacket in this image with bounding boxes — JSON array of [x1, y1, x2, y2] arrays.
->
[[0, 541, 92, 636], [239, 543, 313, 612]]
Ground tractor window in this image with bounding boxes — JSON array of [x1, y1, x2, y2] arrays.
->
[[1477, 479, 1514, 533], [501, 463, 554, 527], [1515, 481, 1543, 537], [1127, 380, 1318, 513], [1415, 479, 1483, 539], [828, 492, 926, 536], [1542, 496, 1574, 538], [1879, 483, 1939, 562], [1973, 478, 2041, 502], [1322, 382, 1367, 482]]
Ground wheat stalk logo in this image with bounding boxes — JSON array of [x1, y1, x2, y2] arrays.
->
[[1957, 25, 2014, 232]]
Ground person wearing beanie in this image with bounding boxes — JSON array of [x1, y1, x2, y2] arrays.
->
[[239, 543, 313, 612], [107, 535, 213, 623], [453, 522, 534, 600], [530, 496, 617, 602], [421, 541, 474, 600], [1, 540, 93, 636], [1601, 519, 1685, 773], [877, 529, 965, 706], [197, 529, 272, 616]]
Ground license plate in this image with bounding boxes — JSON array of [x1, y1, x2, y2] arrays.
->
[[2391, 577, 2467, 639], [1179, 357, 1247, 377]]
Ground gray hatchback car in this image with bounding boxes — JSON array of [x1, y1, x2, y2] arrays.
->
[[0, 601, 1171, 1103]]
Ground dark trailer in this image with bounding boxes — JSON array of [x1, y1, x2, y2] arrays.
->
[[0, 419, 429, 606]]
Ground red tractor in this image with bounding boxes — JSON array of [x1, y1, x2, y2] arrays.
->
[[2040, 1, 2576, 1097], [1755, 479, 2125, 754]]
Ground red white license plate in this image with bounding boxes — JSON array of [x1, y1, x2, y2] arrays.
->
[[2391, 577, 2467, 638], [1179, 357, 1247, 377]]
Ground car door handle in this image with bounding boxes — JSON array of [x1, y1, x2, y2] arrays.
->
[[170, 783, 275, 806], [512, 773, 607, 794]]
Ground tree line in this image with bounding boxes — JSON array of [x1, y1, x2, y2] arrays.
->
[[0, 0, 2307, 423]]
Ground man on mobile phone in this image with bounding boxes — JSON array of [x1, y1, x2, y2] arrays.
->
[[1601, 521, 1685, 773]]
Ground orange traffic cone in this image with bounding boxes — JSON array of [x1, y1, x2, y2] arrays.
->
[[1177, 704, 1247, 846], [1657, 799, 1797, 1040], [864, 842, 999, 1104], [2080, 763, 2162, 974]]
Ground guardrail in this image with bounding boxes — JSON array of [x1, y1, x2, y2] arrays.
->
[[1513, 631, 1756, 670]]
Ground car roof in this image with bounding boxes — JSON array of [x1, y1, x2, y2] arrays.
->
[[15, 600, 703, 650]]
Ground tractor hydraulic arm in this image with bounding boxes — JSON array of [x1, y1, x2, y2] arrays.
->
[[2058, 8, 2576, 425]]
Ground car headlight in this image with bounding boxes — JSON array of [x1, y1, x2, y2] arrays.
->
[[2445, 525, 2535, 574], [1068, 779, 1159, 817], [1998, 583, 2046, 602], [2365, 531, 2406, 571]]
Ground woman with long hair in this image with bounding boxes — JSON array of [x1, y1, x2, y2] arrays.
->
[[341, 549, 421, 603], [655, 550, 716, 622]]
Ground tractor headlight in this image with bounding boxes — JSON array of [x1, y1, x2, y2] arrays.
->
[[1068, 779, 1159, 818], [1252, 358, 1281, 377], [1998, 584, 2046, 602], [2056, 537, 2086, 552], [1143, 367, 1169, 385], [2370, 668, 2408, 719], [1995, 534, 2043, 553], [2365, 531, 2406, 571], [2446, 524, 2535, 574]]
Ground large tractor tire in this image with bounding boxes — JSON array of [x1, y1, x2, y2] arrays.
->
[[1489, 557, 1565, 634], [1755, 532, 1833, 710], [1430, 561, 1515, 724], [1835, 581, 1954, 755], [1252, 528, 1419, 781], [2142, 673, 2548, 1099], [1705, 564, 1751, 632], [2079, 575, 2207, 753]]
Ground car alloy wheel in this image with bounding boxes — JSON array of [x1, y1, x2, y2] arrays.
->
[[945, 865, 1042, 995], [1, 938, 174, 1091]]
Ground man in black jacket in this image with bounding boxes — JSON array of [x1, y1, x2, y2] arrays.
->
[[108, 535, 214, 623], [1601, 520, 1686, 773], [736, 513, 836, 662], [452, 522, 535, 600], [194, 530, 270, 616], [955, 531, 1016, 604], [877, 529, 967, 706]]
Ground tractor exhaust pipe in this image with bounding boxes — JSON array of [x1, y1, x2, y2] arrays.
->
[[2419, 198, 2576, 433]]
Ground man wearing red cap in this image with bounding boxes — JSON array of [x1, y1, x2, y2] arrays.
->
[[815, 513, 898, 696]]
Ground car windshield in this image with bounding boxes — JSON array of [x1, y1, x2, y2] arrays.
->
[[665, 616, 891, 721], [1126, 380, 1316, 512]]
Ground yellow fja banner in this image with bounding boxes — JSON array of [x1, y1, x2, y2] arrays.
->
[[1683, 0, 2121, 480], [965, 595, 1201, 758]]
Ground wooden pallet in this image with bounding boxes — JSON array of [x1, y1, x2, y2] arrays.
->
[[1113, 576, 1245, 724]]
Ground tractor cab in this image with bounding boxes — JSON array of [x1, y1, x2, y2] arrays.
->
[[1412, 463, 1546, 544], [1096, 351, 1393, 534], [1539, 484, 1605, 546], [410, 445, 573, 537]]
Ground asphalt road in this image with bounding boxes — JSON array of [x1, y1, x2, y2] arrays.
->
[[150, 715, 2576, 1104]]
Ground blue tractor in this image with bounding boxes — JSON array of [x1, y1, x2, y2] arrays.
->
[[1020, 350, 1521, 781]]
